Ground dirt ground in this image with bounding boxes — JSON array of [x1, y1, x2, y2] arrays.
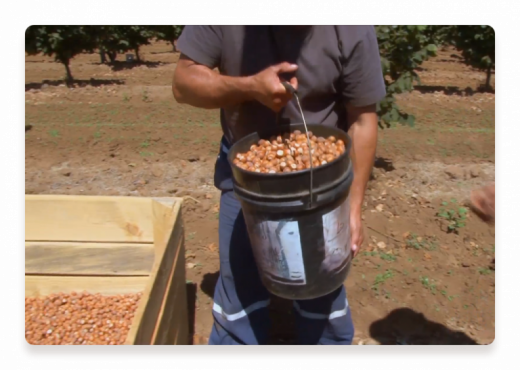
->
[[25, 41, 495, 345]]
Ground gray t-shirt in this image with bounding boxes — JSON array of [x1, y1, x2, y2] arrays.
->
[[177, 26, 386, 190]]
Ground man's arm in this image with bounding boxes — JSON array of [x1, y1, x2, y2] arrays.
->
[[339, 26, 383, 216], [347, 104, 378, 215], [172, 24, 251, 109], [173, 25, 297, 111], [173, 55, 254, 109], [336, 26, 385, 256]]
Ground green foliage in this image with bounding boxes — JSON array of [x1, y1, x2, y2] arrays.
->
[[453, 26, 495, 89], [25, 26, 99, 83], [150, 26, 184, 50], [422, 26, 457, 47], [375, 26, 438, 128], [420, 276, 437, 295]]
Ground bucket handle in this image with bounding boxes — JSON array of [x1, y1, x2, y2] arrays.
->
[[281, 81, 314, 208]]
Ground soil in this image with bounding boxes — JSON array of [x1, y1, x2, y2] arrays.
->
[[25, 42, 495, 345]]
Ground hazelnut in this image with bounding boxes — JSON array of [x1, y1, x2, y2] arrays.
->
[[234, 132, 342, 174]]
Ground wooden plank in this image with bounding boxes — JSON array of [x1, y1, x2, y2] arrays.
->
[[25, 195, 154, 242], [25, 242, 154, 276], [25, 276, 149, 297], [125, 199, 184, 345], [151, 198, 188, 344], [152, 198, 171, 263], [151, 237, 188, 344]]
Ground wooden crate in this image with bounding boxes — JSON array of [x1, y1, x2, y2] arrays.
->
[[25, 195, 188, 345]]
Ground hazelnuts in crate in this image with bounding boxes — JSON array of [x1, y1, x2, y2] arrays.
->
[[233, 130, 346, 174], [25, 292, 141, 345]]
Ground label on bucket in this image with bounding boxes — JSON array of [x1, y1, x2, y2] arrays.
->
[[245, 216, 307, 285], [321, 196, 351, 273]]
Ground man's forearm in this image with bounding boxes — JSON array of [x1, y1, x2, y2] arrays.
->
[[173, 57, 254, 109], [347, 105, 378, 215]]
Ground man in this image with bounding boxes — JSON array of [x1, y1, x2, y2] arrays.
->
[[173, 26, 386, 345]]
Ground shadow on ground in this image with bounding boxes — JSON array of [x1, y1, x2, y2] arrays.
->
[[369, 308, 478, 345], [197, 274, 480, 345], [414, 85, 494, 96], [94, 61, 164, 71], [150, 50, 176, 55], [186, 282, 198, 344], [374, 157, 395, 172], [25, 78, 124, 91]]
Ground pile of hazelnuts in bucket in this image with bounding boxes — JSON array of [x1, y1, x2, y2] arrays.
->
[[233, 130, 346, 174]]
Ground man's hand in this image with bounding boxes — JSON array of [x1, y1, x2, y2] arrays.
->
[[250, 62, 298, 112], [470, 183, 495, 224], [350, 210, 364, 257]]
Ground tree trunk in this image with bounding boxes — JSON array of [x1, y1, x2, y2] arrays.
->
[[134, 47, 141, 62], [485, 66, 492, 90], [100, 49, 107, 64], [63, 61, 73, 85], [107, 51, 117, 63]]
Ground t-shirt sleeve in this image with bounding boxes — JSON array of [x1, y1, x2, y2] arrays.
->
[[176, 26, 222, 69], [340, 26, 386, 107]]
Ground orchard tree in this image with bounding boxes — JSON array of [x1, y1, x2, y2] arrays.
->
[[25, 26, 98, 84], [98, 26, 156, 62], [375, 25, 438, 128], [454, 26, 495, 90], [151, 26, 184, 51], [422, 26, 457, 50], [93, 26, 120, 63]]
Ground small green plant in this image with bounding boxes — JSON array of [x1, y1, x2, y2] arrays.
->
[[440, 290, 457, 301], [48, 129, 60, 138], [420, 276, 437, 295], [93, 131, 102, 139], [406, 234, 438, 250], [142, 89, 150, 102], [478, 267, 493, 275], [363, 251, 378, 257], [437, 199, 468, 233], [372, 269, 395, 292], [380, 252, 397, 262], [187, 232, 196, 241], [140, 140, 150, 148], [139, 151, 154, 157], [123, 93, 130, 102]]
